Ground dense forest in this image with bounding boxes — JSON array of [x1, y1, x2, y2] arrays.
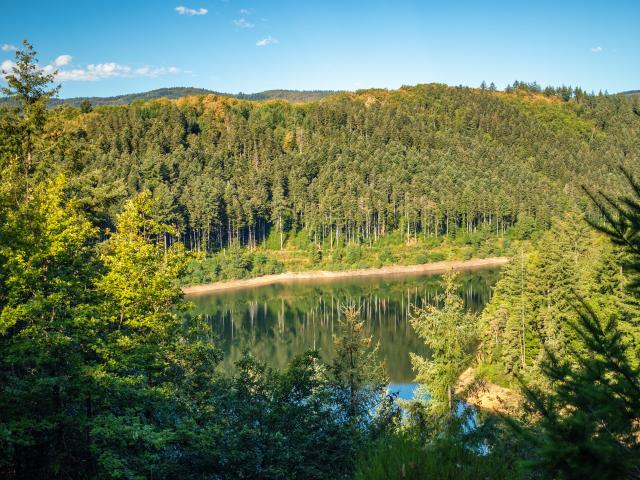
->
[[3, 51, 639, 260], [1, 41, 639, 479], [3, 53, 639, 283]]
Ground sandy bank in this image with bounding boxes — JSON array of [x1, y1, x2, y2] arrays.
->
[[182, 256, 510, 296], [457, 367, 522, 415]]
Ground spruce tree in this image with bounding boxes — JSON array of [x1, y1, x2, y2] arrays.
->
[[410, 272, 477, 416], [518, 171, 640, 479], [1, 40, 59, 199]]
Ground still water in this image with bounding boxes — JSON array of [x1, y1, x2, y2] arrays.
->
[[187, 268, 500, 393]]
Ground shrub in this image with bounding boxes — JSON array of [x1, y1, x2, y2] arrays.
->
[[415, 253, 429, 264], [354, 435, 516, 480], [428, 252, 445, 262], [345, 245, 362, 264], [379, 248, 395, 264]]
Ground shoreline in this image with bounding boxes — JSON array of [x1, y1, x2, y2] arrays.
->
[[182, 256, 510, 296]]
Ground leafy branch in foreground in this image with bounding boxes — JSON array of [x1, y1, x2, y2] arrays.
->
[[584, 166, 640, 294], [517, 170, 640, 479], [516, 301, 640, 480]]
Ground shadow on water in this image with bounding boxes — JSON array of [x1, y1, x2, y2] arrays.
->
[[186, 268, 501, 397]]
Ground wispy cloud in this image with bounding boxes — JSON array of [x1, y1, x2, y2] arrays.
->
[[54, 54, 72, 66], [233, 18, 254, 28], [2, 43, 18, 51], [256, 35, 278, 47], [134, 66, 180, 77], [175, 5, 208, 16], [239, 8, 253, 15], [2, 57, 180, 82], [59, 63, 180, 81], [591, 46, 603, 53]]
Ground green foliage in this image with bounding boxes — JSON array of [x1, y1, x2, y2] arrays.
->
[[499, 169, 640, 479], [479, 213, 630, 377], [204, 352, 357, 480], [15, 73, 638, 265], [517, 304, 640, 479], [328, 306, 391, 427], [1, 40, 60, 200], [415, 252, 428, 264], [354, 433, 519, 480], [344, 245, 362, 264], [585, 167, 640, 295], [182, 246, 284, 285], [79, 99, 93, 113], [379, 247, 395, 264], [410, 272, 477, 416], [0, 178, 99, 477], [512, 212, 537, 240]]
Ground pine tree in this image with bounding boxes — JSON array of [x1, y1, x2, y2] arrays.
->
[[410, 272, 477, 416], [328, 306, 388, 427], [1, 40, 59, 199], [585, 167, 640, 295], [518, 303, 640, 479], [518, 170, 640, 479]]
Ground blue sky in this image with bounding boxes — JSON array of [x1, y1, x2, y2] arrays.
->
[[1, 0, 638, 98]]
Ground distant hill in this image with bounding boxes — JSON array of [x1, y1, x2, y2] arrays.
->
[[0, 87, 339, 108], [621, 90, 640, 97]]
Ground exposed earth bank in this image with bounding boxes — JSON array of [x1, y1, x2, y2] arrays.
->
[[182, 256, 510, 295]]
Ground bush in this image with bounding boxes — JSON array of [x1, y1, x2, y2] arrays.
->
[[415, 253, 429, 264], [345, 245, 362, 264], [428, 252, 445, 262], [354, 435, 516, 480], [379, 248, 395, 264], [181, 248, 284, 284]]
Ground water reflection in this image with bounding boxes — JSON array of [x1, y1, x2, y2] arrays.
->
[[187, 269, 499, 384]]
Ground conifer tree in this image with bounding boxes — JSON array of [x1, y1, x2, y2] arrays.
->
[[1, 40, 59, 199], [328, 306, 388, 427], [410, 272, 477, 416], [518, 171, 640, 479]]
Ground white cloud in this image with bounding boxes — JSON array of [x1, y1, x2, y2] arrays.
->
[[591, 46, 603, 53], [134, 66, 179, 77], [239, 8, 253, 14], [1, 49, 180, 82], [56, 69, 96, 81], [54, 54, 72, 66], [1, 43, 17, 51], [175, 5, 208, 16], [1, 59, 15, 74], [88, 62, 132, 77], [233, 18, 254, 28], [54, 62, 179, 81], [256, 35, 278, 47]]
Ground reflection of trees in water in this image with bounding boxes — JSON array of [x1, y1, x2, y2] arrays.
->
[[188, 269, 499, 383]]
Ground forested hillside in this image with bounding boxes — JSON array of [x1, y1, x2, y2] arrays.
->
[[26, 82, 640, 253], [0, 87, 338, 108]]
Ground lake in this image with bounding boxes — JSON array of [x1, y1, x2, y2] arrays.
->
[[187, 267, 500, 398]]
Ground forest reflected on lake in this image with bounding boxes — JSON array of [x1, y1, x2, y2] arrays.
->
[[187, 268, 500, 383]]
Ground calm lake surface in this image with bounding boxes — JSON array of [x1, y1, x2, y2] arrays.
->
[[187, 268, 501, 395]]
